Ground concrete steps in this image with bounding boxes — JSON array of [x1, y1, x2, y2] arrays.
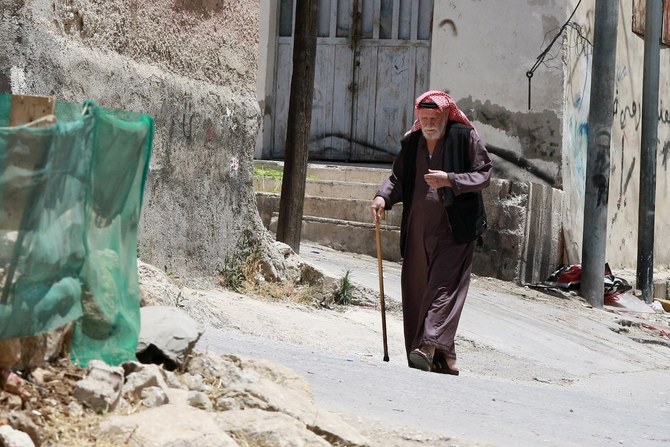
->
[[254, 160, 570, 285], [254, 160, 403, 261]]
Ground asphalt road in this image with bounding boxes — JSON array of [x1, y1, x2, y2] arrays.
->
[[196, 243, 670, 447], [200, 325, 669, 447]]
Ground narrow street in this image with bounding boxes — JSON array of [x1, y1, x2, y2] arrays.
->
[[196, 243, 670, 447]]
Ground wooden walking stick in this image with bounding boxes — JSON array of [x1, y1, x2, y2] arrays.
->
[[375, 210, 390, 362]]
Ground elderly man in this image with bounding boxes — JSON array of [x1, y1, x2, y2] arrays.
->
[[370, 90, 492, 375]]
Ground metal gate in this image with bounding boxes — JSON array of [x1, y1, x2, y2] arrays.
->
[[268, 0, 433, 162]]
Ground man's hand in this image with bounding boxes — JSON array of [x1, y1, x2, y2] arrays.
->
[[370, 196, 386, 223], [424, 169, 452, 189]]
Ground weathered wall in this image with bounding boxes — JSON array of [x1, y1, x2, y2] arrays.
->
[[1, 0, 275, 277], [430, 0, 566, 189], [564, 0, 670, 268]]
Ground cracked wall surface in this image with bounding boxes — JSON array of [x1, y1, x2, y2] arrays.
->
[[1, 0, 275, 277]]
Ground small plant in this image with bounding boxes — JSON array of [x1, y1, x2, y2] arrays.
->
[[219, 252, 245, 292], [218, 230, 268, 293], [253, 167, 284, 192], [333, 270, 354, 305]]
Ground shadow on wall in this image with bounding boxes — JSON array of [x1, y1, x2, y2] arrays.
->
[[458, 97, 562, 188]]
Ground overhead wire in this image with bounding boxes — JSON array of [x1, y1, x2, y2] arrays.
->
[[526, 0, 584, 110]]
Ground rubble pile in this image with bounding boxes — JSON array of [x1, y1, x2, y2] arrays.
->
[[0, 306, 370, 447]]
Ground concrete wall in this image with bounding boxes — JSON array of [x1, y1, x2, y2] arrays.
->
[[0, 0, 270, 277], [430, 0, 566, 189], [564, 0, 670, 269]]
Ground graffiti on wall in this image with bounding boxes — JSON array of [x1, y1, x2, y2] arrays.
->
[[613, 92, 670, 132]]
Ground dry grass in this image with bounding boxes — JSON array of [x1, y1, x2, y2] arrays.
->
[[219, 238, 332, 308]]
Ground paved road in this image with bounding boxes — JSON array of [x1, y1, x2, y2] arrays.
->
[[197, 243, 670, 447]]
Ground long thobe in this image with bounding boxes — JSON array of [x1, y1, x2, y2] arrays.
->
[[377, 130, 491, 365]]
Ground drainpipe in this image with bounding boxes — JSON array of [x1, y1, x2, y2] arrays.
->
[[636, 0, 663, 304], [581, 0, 619, 308]]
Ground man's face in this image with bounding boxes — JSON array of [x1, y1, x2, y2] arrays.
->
[[417, 109, 447, 141]]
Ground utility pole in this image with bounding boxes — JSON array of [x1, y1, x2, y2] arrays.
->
[[276, 0, 319, 253], [636, 0, 663, 304], [581, 0, 619, 308]]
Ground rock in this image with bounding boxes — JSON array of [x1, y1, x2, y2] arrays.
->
[[121, 362, 169, 401], [216, 408, 331, 447], [98, 402, 237, 447], [0, 370, 23, 395], [138, 260, 182, 307], [0, 340, 21, 369], [0, 391, 22, 410], [72, 360, 124, 414], [0, 425, 35, 447], [141, 386, 169, 408], [27, 368, 53, 387], [137, 306, 204, 370], [0, 322, 72, 370], [161, 369, 186, 390], [7, 412, 41, 447], [187, 390, 213, 411], [181, 372, 204, 391], [194, 353, 370, 447], [79, 250, 122, 340], [67, 401, 84, 417]]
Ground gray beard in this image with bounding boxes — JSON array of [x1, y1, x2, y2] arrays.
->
[[421, 127, 446, 141]]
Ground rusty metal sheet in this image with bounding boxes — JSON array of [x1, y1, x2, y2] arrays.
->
[[632, 0, 670, 47]]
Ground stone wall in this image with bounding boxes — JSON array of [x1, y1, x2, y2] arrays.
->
[[0, 0, 277, 277], [474, 179, 564, 284]]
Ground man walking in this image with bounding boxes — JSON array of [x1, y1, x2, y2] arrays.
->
[[370, 90, 492, 375]]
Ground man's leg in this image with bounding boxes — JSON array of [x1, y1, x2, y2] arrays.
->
[[421, 240, 474, 368]]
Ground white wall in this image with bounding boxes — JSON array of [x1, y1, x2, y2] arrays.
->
[[430, 0, 566, 187], [564, 0, 670, 269]]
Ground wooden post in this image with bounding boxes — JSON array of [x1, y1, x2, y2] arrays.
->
[[275, 0, 319, 253]]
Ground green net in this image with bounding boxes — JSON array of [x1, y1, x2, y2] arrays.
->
[[0, 94, 154, 367]]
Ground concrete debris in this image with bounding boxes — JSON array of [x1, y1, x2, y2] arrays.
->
[[72, 360, 124, 414], [137, 306, 204, 370], [121, 362, 170, 400], [2, 348, 371, 446]]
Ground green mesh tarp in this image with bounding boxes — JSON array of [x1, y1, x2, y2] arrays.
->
[[0, 94, 153, 366]]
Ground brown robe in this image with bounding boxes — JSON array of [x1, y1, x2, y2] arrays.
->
[[377, 129, 491, 365]]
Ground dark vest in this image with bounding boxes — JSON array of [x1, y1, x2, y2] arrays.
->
[[399, 123, 487, 256]]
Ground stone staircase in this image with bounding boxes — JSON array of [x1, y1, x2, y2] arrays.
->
[[254, 159, 566, 284], [254, 160, 403, 261]]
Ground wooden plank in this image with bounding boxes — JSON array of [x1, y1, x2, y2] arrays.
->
[[372, 0, 381, 39], [310, 44, 336, 156], [392, 0, 400, 40], [9, 95, 55, 127], [2, 95, 56, 229]]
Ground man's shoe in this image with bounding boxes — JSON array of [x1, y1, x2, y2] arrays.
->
[[409, 348, 432, 372], [432, 357, 460, 376]]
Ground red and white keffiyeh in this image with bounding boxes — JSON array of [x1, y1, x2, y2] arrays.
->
[[408, 90, 473, 133]]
